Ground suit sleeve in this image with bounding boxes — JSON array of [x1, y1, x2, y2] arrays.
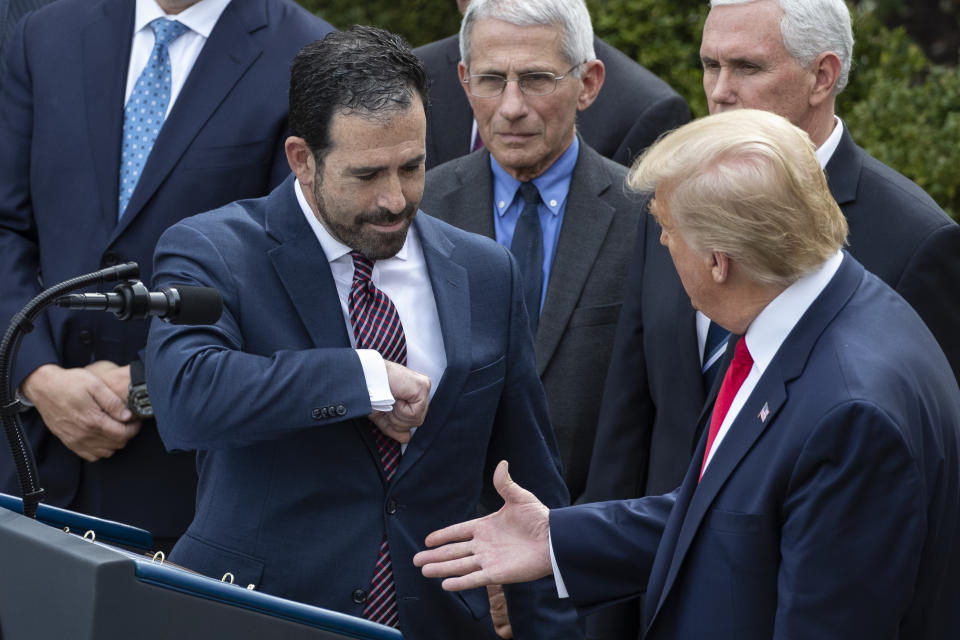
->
[[580, 220, 654, 502], [145, 221, 373, 452], [0, 14, 59, 385], [550, 492, 674, 611], [775, 401, 926, 638], [480, 245, 585, 639], [892, 221, 960, 383]]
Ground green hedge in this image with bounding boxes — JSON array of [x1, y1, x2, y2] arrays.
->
[[299, 0, 958, 219]]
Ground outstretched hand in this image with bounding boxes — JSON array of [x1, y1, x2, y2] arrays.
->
[[413, 460, 553, 591]]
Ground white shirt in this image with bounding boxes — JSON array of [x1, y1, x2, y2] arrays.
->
[[696, 117, 844, 363], [554, 250, 845, 597], [124, 0, 231, 114], [295, 180, 447, 426]]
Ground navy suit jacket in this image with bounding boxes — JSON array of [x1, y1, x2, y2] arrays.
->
[[555, 254, 960, 639], [414, 34, 690, 170], [144, 177, 582, 639], [0, 0, 333, 536]]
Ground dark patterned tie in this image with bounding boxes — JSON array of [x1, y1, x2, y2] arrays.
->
[[348, 251, 404, 628], [510, 182, 544, 332], [702, 321, 731, 393]]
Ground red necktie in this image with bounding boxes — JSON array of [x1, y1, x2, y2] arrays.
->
[[348, 251, 404, 628], [700, 336, 753, 481]]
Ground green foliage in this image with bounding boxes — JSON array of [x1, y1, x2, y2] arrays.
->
[[838, 10, 960, 218], [300, 0, 958, 219], [297, 0, 460, 47]]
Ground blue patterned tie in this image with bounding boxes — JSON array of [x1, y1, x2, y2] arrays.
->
[[118, 18, 188, 218]]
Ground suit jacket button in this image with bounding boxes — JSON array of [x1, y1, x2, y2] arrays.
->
[[386, 498, 398, 515], [78, 330, 94, 345], [336, 405, 347, 416], [311, 408, 322, 420], [101, 251, 119, 267], [352, 588, 367, 604]]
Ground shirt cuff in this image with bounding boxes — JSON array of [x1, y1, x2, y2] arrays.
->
[[549, 527, 569, 598], [356, 349, 394, 411], [15, 387, 34, 409]]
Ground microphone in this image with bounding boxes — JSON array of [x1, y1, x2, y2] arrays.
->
[[54, 280, 222, 325]]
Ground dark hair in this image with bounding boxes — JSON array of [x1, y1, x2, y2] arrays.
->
[[288, 25, 430, 162]]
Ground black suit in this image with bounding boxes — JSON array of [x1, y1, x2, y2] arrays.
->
[[581, 124, 960, 639], [414, 34, 690, 170]]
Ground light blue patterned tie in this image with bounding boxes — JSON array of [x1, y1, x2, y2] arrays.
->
[[118, 18, 188, 218]]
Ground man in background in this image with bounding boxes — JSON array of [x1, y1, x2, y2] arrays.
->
[[420, 0, 643, 504], [0, 0, 334, 551], [415, 0, 689, 169]]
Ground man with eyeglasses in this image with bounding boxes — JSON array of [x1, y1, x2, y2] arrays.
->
[[420, 0, 642, 508], [415, 1, 689, 172]]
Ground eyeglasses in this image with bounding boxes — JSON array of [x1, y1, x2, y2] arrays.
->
[[464, 63, 584, 98]]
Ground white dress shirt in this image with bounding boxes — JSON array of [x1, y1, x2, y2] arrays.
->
[[295, 180, 447, 428], [124, 0, 231, 114]]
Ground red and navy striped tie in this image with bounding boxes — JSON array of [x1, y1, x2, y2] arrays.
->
[[349, 251, 404, 628]]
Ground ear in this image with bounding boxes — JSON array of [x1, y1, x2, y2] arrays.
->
[[458, 60, 472, 100], [576, 59, 605, 111], [711, 252, 730, 284], [809, 51, 841, 107], [285, 136, 316, 188]]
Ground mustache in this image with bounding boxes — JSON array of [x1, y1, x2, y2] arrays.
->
[[355, 205, 417, 226]]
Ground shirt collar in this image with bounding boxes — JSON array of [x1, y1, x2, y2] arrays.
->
[[744, 250, 844, 374], [134, 0, 230, 38], [814, 116, 844, 169], [491, 136, 579, 217], [294, 179, 410, 264]]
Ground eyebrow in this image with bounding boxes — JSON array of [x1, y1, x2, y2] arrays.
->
[[347, 154, 426, 175]]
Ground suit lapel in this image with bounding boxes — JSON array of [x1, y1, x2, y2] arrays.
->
[[645, 255, 866, 632], [392, 215, 471, 483], [534, 143, 616, 375], [823, 127, 862, 207], [429, 151, 496, 237], [113, 0, 267, 237], [265, 178, 351, 349], [82, 0, 134, 226]]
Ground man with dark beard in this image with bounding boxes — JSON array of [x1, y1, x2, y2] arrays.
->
[[143, 26, 582, 639]]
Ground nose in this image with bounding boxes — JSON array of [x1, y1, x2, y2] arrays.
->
[[377, 173, 407, 214], [497, 80, 528, 120], [706, 68, 736, 111], [659, 227, 668, 247]]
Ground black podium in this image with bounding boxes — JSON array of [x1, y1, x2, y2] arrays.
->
[[0, 496, 401, 639]]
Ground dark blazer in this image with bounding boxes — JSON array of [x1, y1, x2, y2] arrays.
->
[[555, 254, 960, 639], [0, 0, 334, 537], [420, 142, 643, 501], [414, 34, 690, 170], [145, 177, 582, 639], [580, 126, 960, 638]]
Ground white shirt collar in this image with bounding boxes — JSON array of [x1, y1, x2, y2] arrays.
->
[[744, 250, 844, 374], [294, 179, 411, 264], [134, 0, 230, 39], [814, 116, 844, 169]]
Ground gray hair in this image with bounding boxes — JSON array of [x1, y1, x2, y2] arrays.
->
[[459, 0, 596, 74], [711, 0, 854, 93]]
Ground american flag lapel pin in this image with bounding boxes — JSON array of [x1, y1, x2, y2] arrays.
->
[[758, 402, 770, 422]]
